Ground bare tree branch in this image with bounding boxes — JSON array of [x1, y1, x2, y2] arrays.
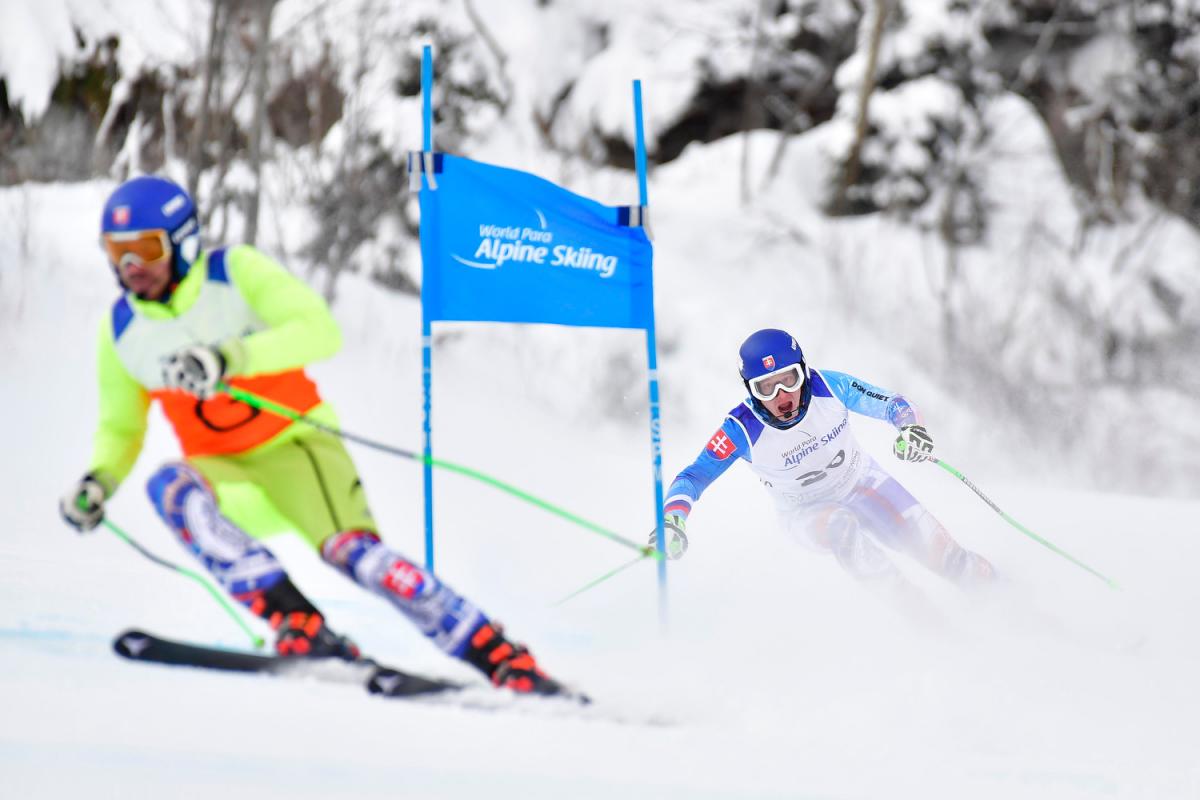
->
[[188, 0, 229, 200], [1013, 0, 1069, 91], [833, 0, 890, 215], [463, 0, 514, 108], [739, 0, 774, 205], [244, 0, 276, 245]]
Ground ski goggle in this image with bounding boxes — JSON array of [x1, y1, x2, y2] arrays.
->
[[749, 363, 805, 402], [102, 229, 171, 266]]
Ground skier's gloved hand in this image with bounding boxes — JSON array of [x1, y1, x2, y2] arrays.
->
[[59, 473, 108, 532], [162, 345, 226, 399], [648, 513, 689, 560], [894, 424, 934, 462]]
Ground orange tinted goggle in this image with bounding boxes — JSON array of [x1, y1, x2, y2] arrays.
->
[[102, 229, 171, 265]]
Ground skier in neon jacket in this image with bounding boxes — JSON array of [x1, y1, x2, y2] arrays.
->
[[59, 175, 565, 695], [652, 328, 995, 593]]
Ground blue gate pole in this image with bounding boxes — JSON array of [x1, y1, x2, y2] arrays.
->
[[421, 45, 436, 570], [422, 319, 435, 571], [633, 81, 650, 212], [646, 331, 667, 625], [633, 79, 667, 625]]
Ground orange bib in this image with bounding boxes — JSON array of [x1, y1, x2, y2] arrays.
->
[[151, 371, 321, 457]]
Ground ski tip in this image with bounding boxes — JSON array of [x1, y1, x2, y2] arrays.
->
[[367, 666, 463, 698], [511, 681, 591, 706], [112, 629, 153, 659], [560, 690, 592, 706]]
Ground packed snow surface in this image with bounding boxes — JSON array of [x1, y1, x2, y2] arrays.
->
[[3, 176, 1199, 799]]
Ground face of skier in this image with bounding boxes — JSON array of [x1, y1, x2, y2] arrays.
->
[[763, 383, 802, 421], [103, 230, 174, 301], [117, 255, 172, 300]]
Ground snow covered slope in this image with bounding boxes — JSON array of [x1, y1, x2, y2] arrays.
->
[[3, 162, 1199, 799]]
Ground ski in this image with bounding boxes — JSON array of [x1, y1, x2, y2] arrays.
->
[[112, 629, 596, 709], [112, 629, 462, 698]]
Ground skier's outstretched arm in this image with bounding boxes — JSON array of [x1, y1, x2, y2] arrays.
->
[[651, 417, 749, 558], [90, 323, 151, 494], [816, 369, 921, 426], [217, 245, 343, 376], [818, 369, 934, 462], [61, 324, 151, 531]]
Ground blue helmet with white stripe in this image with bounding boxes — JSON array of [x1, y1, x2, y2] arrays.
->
[[101, 175, 201, 283], [738, 328, 812, 429]]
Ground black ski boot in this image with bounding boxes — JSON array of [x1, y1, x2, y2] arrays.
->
[[462, 621, 565, 696], [249, 576, 360, 660]]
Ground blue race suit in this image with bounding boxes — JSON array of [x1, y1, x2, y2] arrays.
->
[[665, 369, 994, 585]]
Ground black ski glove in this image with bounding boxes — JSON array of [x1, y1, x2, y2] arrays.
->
[[60, 473, 107, 532], [894, 424, 934, 462], [162, 345, 226, 399], [648, 513, 689, 560]]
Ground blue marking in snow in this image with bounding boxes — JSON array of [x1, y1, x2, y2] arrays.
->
[[0, 627, 106, 643]]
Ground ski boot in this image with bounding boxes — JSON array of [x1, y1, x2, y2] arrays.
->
[[246, 576, 360, 660], [273, 611, 361, 660], [462, 622, 565, 696]]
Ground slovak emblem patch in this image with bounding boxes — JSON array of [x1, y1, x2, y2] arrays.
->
[[707, 429, 737, 461], [762, 355, 775, 370], [382, 560, 426, 599], [112, 205, 131, 226]]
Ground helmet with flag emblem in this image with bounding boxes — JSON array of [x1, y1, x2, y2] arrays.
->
[[738, 328, 812, 429], [100, 175, 201, 286]]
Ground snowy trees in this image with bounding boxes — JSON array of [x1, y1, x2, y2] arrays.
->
[[7, 2, 1200, 250], [1, 0, 1198, 490]]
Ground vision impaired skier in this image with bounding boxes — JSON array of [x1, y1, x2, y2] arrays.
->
[[59, 175, 565, 695], [651, 328, 995, 592]]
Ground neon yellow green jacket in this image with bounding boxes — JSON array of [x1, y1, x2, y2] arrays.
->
[[90, 245, 341, 494]]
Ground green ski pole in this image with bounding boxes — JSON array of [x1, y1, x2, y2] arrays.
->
[[215, 382, 662, 560], [920, 454, 1119, 590], [101, 518, 266, 648], [553, 552, 654, 607]]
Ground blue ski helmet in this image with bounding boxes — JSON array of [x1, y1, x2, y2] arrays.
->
[[738, 328, 812, 429], [100, 175, 201, 284]]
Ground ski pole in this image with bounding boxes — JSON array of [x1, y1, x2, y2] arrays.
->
[[922, 455, 1120, 590], [553, 552, 653, 607], [101, 518, 266, 649], [215, 382, 662, 561]]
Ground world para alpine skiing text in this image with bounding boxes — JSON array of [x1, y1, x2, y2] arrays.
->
[[473, 225, 618, 278]]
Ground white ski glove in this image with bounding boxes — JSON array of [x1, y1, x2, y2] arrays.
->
[[162, 345, 226, 399], [894, 424, 934, 462], [648, 513, 689, 560], [59, 473, 107, 532]]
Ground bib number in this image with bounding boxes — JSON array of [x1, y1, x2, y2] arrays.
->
[[795, 449, 846, 487]]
